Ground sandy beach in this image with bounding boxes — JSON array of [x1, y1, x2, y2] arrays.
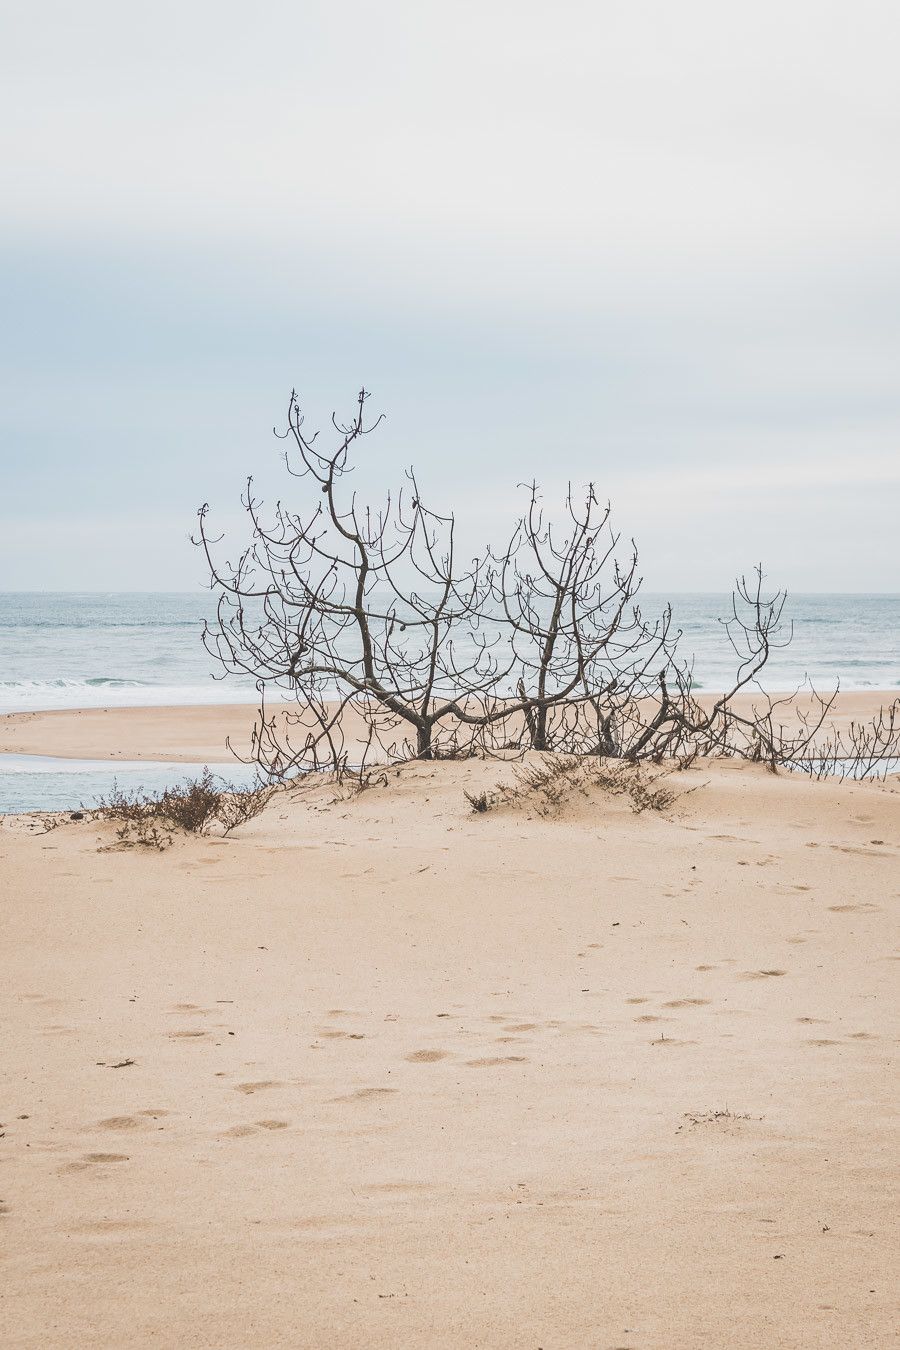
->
[[7, 0, 900, 1341], [1, 690, 895, 765], [1, 706, 898, 1348]]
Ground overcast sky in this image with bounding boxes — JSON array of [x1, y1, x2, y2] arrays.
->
[[2, 0, 898, 591]]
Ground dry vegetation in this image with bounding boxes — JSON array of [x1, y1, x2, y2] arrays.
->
[[196, 388, 900, 783], [464, 753, 679, 818], [94, 769, 276, 849]]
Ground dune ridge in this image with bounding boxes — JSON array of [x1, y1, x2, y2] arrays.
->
[[1, 739, 898, 1347]]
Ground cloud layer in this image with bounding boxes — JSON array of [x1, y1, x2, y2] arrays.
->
[[2, 1, 898, 590]]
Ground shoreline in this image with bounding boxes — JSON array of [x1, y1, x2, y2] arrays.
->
[[0, 690, 897, 764]]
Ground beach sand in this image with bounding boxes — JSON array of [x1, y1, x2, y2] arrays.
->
[[0, 690, 895, 764], [1, 712, 898, 1348]]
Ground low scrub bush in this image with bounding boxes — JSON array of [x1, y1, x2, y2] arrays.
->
[[95, 768, 276, 849]]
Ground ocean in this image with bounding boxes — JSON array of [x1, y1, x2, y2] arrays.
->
[[1, 591, 898, 812]]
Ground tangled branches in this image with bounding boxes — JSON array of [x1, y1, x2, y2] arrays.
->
[[790, 699, 900, 781], [196, 389, 897, 782], [197, 389, 511, 772]]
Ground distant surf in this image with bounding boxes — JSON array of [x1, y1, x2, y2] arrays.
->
[[1, 590, 898, 716], [0, 679, 265, 715]]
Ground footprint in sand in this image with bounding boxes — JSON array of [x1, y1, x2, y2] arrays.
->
[[797, 1017, 827, 1025], [334, 1087, 398, 1102], [168, 1029, 208, 1040], [464, 1056, 528, 1067], [95, 1116, 146, 1131], [234, 1081, 281, 1095], [318, 1029, 366, 1040], [83, 1153, 130, 1164], [740, 970, 787, 980], [805, 1039, 841, 1047], [634, 1015, 671, 1023], [663, 998, 711, 1007], [828, 903, 881, 914], [223, 1120, 289, 1138], [405, 1050, 448, 1063], [68, 1219, 152, 1236]]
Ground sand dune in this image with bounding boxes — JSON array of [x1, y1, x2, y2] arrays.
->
[[1, 749, 897, 1347]]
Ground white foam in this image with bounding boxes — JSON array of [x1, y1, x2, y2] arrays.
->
[[0, 681, 282, 715]]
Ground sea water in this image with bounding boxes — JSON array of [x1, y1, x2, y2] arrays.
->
[[1, 591, 897, 812], [0, 753, 261, 815]]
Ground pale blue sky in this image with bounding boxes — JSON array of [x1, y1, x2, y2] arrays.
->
[[2, 0, 899, 591]]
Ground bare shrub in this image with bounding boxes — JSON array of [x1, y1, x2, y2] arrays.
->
[[197, 387, 900, 781], [95, 770, 276, 849], [196, 388, 506, 775], [464, 788, 501, 813], [790, 698, 900, 781], [329, 766, 391, 803], [158, 771, 223, 833]]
